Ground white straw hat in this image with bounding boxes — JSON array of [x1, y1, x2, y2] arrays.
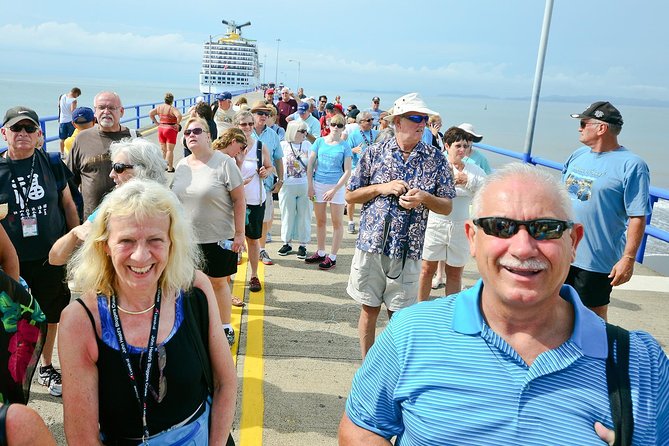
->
[[384, 93, 438, 121]]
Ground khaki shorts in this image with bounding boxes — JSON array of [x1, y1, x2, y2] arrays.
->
[[347, 249, 420, 311], [422, 218, 469, 267]]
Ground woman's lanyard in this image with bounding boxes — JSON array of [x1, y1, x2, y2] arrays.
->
[[291, 142, 306, 170], [110, 288, 162, 444], [360, 129, 373, 147]]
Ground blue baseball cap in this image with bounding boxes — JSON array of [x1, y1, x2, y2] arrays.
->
[[72, 107, 95, 124], [216, 92, 233, 101], [297, 102, 309, 114]]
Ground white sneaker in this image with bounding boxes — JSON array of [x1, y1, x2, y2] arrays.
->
[[38, 364, 62, 397], [347, 221, 356, 234]]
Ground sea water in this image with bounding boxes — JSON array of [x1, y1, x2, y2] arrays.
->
[[2, 76, 668, 265]]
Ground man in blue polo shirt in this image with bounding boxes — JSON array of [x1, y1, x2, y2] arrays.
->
[[339, 163, 668, 445]]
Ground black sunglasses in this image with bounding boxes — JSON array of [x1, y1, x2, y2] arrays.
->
[[184, 127, 206, 136], [297, 129, 308, 134], [330, 123, 345, 129], [473, 217, 573, 240], [9, 123, 39, 134], [112, 162, 134, 174], [255, 111, 270, 117]]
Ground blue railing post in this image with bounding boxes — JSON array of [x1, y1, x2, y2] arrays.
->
[[135, 106, 141, 129], [638, 196, 659, 263]]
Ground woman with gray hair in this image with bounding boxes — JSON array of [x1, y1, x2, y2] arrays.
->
[[277, 120, 312, 259], [48, 138, 168, 266]]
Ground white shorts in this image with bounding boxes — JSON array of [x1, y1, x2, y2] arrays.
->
[[263, 192, 274, 222], [313, 181, 346, 205], [422, 218, 469, 267], [347, 249, 420, 311]]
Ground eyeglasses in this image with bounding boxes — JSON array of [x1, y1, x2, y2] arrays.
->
[[95, 105, 119, 112], [184, 127, 207, 136], [238, 122, 254, 127], [9, 123, 39, 134], [473, 217, 574, 240], [112, 162, 134, 174], [297, 129, 308, 134], [402, 114, 429, 123], [255, 111, 270, 117], [580, 120, 605, 129], [330, 123, 345, 129], [237, 141, 248, 149], [319, 100, 327, 103], [361, 118, 374, 123]]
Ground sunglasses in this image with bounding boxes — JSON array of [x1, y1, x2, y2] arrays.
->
[[184, 127, 206, 136], [112, 162, 134, 174], [297, 129, 308, 134], [9, 123, 39, 134], [330, 123, 345, 129], [473, 217, 574, 240], [579, 120, 605, 129], [238, 140, 248, 149], [402, 114, 429, 124], [255, 111, 270, 117], [239, 122, 254, 127], [361, 118, 374, 123]]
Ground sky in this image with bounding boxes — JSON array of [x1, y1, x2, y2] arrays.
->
[[1, 0, 668, 103]]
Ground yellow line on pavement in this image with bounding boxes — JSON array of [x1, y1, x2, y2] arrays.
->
[[239, 261, 265, 445], [230, 253, 248, 361]]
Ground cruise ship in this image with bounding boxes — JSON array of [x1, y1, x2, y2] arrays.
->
[[199, 20, 260, 95]]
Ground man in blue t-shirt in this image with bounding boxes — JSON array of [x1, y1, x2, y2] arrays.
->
[[340, 164, 667, 445], [562, 101, 650, 320]]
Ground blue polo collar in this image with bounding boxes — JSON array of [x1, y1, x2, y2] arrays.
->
[[452, 279, 607, 359]]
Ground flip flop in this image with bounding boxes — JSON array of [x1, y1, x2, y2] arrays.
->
[[231, 296, 245, 307]]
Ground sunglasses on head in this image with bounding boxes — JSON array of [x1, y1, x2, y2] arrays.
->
[[184, 127, 206, 136], [112, 162, 134, 174], [473, 217, 573, 240], [9, 123, 39, 134], [330, 123, 345, 129], [403, 114, 429, 123]]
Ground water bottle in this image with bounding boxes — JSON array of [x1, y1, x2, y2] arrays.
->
[[218, 239, 234, 251]]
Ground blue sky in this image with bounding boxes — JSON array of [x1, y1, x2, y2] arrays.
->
[[2, 0, 668, 102]]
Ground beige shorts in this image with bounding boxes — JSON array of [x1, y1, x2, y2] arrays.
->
[[347, 249, 420, 311], [263, 192, 274, 222], [313, 181, 346, 205], [422, 218, 469, 267]]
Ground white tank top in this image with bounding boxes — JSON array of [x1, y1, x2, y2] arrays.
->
[[240, 138, 266, 205]]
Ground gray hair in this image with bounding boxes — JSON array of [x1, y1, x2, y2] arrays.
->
[[109, 139, 168, 185], [285, 120, 308, 143], [356, 111, 373, 123], [233, 110, 253, 125], [470, 163, 573, 220]]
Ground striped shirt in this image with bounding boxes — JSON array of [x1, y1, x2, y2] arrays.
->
[[345, 280, 669, 445]]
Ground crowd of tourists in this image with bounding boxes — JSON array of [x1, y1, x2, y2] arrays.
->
[[0, 85, 666, 445]]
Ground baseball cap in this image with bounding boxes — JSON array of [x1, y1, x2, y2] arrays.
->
[[297, 103, 309, 114], [216, 92, 233, 101], [372, 96, 380, 102], [570, 101, 623, 126], [457, 123, 483, 143], [347, 109, 360, 119], [3, 106, 39, 127], [325, 103, 335, 111], [265, 88, 275, 95], [72, 107, 95, 124]]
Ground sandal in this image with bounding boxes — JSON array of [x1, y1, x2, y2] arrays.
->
[[231, 296, 245, 307], [166, 167, 175, 173]]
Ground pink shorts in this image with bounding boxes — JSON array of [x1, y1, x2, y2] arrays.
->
[[158, 125, 178, 144]]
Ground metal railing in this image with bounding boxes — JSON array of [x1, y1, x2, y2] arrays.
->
[[474, 142, 669, 263]]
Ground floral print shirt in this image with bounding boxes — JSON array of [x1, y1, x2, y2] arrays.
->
[[348, 137, 455, 260]]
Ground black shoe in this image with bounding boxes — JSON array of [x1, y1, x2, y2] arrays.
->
[[296, 246, 307, 259], [305, 252, 326, 264], [278, 244, 292, 256]]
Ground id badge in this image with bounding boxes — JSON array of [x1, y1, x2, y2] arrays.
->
[[21, 216, 38, 238]]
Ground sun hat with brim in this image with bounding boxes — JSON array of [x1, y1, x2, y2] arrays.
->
[[383, 93, 438, 121], [3, 106, 40, 128], [457, 122, 483, 143], [250, 100, 272, 113]]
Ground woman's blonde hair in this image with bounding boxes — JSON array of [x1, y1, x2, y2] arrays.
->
[[213, 128, 247, 151], [330, 114, 345, 126], [68, 179, 202, 296]]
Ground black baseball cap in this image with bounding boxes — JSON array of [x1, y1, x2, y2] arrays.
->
[[3, 106, 39, 127], [570, 101, 623, 126]]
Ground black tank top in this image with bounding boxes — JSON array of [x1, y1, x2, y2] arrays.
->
[[77, 292, 208, 443]]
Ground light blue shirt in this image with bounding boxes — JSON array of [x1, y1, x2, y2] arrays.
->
[[311, 137, 352, 185], [345, 280, 669, 445], [421, 126, 433, 145], [346, 128, 378, 169], [464, 147, 492, 174], [252, 125, 283, 191], [563, 146, 651, 272]]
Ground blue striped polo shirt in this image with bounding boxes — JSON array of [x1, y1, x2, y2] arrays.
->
[[345, 280, 669, 445]]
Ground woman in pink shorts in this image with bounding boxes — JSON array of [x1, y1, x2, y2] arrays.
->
[[149, 92, 183, 172]]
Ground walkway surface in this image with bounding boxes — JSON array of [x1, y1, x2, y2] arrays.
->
[[28, 99, 669, 445]]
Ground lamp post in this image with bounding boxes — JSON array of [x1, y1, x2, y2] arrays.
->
[[275, 39, 281, 85], [288, 59, 301, 90]]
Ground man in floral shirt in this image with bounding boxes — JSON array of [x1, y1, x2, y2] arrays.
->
[[346, 93, 455, 360]]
